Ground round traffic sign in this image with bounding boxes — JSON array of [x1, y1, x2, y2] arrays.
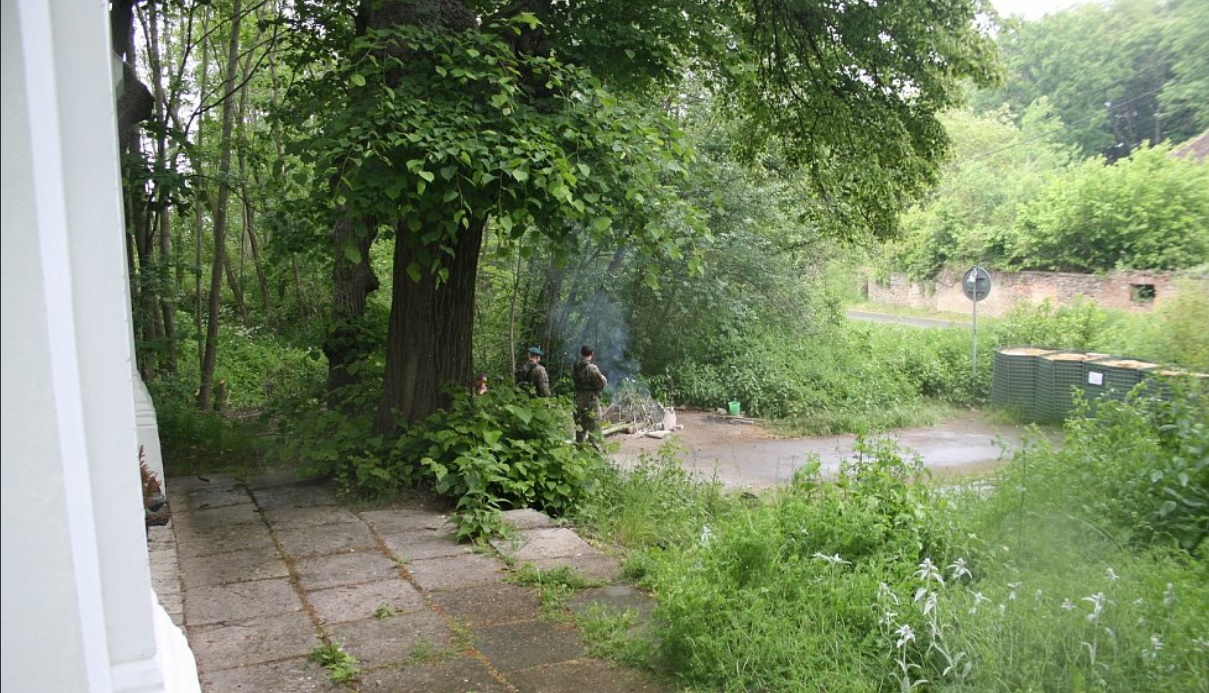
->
[[963, 266, 992, 302]]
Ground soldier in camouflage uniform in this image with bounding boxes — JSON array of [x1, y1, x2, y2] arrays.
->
[[572, 345, 607, 447], [516, 346, 550, 397]]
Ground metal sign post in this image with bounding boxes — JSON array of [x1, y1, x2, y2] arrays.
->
[[962, 267, 992, 376]]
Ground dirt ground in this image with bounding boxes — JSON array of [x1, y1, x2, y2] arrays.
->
[[609, 408, 1045, 490]]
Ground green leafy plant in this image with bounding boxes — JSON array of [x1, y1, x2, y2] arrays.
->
[[396, 386, 606, 540], [373, 603, 395, 620], [308, 641, 360, 684]]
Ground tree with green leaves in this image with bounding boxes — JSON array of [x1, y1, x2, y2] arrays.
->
[[1009, 143, 1209, 273], [974, 0, 1207, 161], [883, 100, 1075, 279], [280, 0, 999, 432]]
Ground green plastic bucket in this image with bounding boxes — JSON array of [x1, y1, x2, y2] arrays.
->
[[727, 401, 741, 416]]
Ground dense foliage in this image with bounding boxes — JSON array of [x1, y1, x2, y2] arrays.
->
[[975, 0, 1208, 161], [882, 121, 1209, 279], [1010, 144, 1209, 272], [882, 0, 1209, 281]]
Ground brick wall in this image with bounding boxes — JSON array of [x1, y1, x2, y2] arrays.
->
[[868, 268, 1207, 317]]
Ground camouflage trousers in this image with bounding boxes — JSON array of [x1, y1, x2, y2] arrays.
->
[[573, 392, 603, 446]]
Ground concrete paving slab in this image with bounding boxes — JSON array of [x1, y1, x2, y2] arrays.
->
[[498, 527, 597, 562], [189, 611, 318, 672], [355, 659, 509, 693], [147, 523, 178, 552], [261, 504, 361, 529], [430, 583, 543, 627], [294, 550, 402, 591], [148, 535, 182, 597], [382, 529, 471, 562], [326, 611, 457, 669], [198, 656, 343, 692], [508, 658, 675, 693], [360, 507, 452, 534], [473, 620, 585, 673], [566, 585, 655, 622], [174, 523, 277, 559], [274, 521, 378, 557], [150, 561, 182, 598], [180, 484, 252, 511], [178, 547, 290, 589], [495, 527, 621, 582], [185, 577, 302, 626], [157, 590, 184, 624], [405, 553, 507, 592], [167, 474, 239, 494], [173, 503, 263, 532], [308, 579, 426, 625], [501, 508, 557, 530], [525, 554, 620, 583], [251, 484, 340, 510]]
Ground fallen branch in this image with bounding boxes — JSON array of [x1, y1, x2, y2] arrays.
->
[[602, 422, 636, 436]]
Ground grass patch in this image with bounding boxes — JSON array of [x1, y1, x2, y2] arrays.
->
[[506, 564, 600, 617], [571, 387, 1207, 691], [575, 604, 654, 667]]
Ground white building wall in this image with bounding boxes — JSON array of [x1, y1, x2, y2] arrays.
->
[[2, 1, 114, 689], [3, 0, 198, 690]]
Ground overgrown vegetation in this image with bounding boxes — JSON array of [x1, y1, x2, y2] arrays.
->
[[565, 385, 1208, 691]]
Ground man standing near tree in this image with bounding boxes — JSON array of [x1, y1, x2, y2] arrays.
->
[[516, 346, 551, 397], [572, 345, 607, 447]]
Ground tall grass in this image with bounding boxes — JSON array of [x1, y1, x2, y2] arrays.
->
[[575, 386, 1209, 691], [666, 323, 988, 435]]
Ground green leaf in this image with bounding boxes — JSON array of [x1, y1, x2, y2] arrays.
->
[[342, 244, 362, 264], [349, 73, 366, 87]]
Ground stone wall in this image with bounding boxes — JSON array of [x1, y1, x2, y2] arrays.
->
[[868, 268, 1207, 317]]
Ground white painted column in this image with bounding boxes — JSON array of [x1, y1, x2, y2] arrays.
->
[[3, 0, 199, 691]]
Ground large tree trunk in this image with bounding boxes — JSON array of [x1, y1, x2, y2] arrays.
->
[[327, 0, 477, 411], [375, 217, 486, 432], [323, 216, 379, 404]]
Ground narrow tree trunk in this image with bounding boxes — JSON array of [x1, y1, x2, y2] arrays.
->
[[375, 218, 486, 432], [197, 0, 243, 410], [244, 202, 271, 316], [508, 243, 522, 373], [223, 252, 250, 325], [146, 2, 178, 376]]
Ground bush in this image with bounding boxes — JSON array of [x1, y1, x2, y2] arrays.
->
[[397, 386, 606, 540], [989, 383, 1208, 553], [279, 384, 606, 542], [665, 324, 983, 433], [569, 389, 1208, 692], [147, 373, 272, 475], [991, 297, 1109, 352]]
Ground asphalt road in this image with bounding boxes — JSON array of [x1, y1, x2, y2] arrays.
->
[[847, 309, 972, 329]]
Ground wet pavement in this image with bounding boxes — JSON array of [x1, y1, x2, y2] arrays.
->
[[610, 411, 1053, 490], [151, 471, 672, 692]]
